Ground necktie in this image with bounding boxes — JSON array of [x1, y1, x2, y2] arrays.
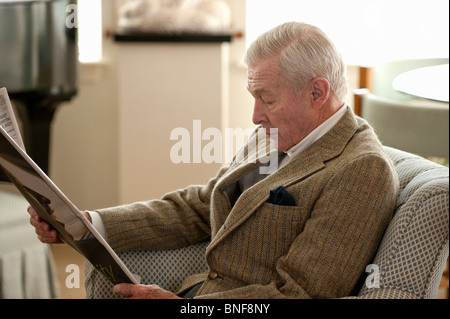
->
[[224, 153, 287, 207], [239, 152, 287, 193]]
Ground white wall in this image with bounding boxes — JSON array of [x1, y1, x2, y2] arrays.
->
[[115, 42, 228, 204], [226, 0, 254, 131], [50, 1, 120, 210]]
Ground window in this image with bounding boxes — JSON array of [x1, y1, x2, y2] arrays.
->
[[246, 0, 449, 65], [77, 0, 102, 63]]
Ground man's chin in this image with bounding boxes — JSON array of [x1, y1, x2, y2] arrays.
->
[[267, 131, 280, 151]]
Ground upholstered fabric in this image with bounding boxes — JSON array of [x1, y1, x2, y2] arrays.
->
[[84, 146, 449, 299], [85, 241, 209, 299], [352, 147, 449, 299]]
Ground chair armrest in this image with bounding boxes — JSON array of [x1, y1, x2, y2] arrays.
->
[[85, 241, 209, 299]]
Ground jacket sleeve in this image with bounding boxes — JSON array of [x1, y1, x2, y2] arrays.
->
[[96, 166, 229, 253]]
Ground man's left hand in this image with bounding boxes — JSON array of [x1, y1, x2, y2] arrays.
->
[[114, 283, 182, 299]]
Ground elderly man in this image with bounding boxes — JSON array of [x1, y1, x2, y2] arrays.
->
[[29, 22, 398, 299]]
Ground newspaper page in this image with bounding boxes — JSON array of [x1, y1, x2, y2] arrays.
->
[[0, 87, 25, 150], [0, 124, 138, 285], [0, 87, 25, 183]]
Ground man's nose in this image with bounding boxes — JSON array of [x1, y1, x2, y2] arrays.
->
[[252, 100, 266, 125]]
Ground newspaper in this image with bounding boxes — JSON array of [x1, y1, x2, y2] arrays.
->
[[1, 87, 25, 184], [0, 87, 25, 150], [0, 87, 138, 286]]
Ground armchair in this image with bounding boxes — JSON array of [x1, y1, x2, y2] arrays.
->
[[85, 146, 449, 299]]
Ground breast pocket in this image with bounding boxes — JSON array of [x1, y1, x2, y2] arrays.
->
[[224, 202, 309, 284], [255, 203, 308, 252]]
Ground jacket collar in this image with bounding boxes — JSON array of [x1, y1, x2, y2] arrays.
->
[[220, 106, 357, 190]]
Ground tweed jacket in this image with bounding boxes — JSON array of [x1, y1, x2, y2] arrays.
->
[[97, 107, 399, 299]]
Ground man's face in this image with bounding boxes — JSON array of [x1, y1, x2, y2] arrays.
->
[[247, 56, 318, 152]]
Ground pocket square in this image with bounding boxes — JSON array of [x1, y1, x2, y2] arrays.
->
[[267, 186, 296, 206]]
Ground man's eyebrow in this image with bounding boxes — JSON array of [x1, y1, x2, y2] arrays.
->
[[247, 86, 268, 95]]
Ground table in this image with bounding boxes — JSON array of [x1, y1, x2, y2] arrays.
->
[[393, 64, 449, 103]]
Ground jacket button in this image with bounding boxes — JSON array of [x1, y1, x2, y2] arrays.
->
[[208, 271, 218, 280]]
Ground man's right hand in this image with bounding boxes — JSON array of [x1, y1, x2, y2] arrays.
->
[[28, 206, 63, 244]]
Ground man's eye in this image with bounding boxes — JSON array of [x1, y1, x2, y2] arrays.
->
[[261, 97, 273, 105]]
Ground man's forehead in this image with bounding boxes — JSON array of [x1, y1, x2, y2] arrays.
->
[[248, 57, 280, 81], [247, 69, 280, 94], [248, 63, 279, 78]]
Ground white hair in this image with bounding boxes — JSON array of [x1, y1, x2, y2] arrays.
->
[[244, 22, 348, 102]]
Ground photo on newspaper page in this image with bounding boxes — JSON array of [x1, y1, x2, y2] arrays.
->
[[0, 125, 138, 285]]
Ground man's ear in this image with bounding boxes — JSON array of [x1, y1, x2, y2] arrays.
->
[[310, 77, 330, 109]]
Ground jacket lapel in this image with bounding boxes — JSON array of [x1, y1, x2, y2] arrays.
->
[[208, 107, 359, 251], [208, 150, 324, 252]]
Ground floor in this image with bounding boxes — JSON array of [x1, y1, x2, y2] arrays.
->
[[50, 244, 449, 299]]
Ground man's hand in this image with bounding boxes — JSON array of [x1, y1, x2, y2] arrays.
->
[[28, 206, 62, 244], [27, 206, 92, 244], [113, 283, 182, 299]]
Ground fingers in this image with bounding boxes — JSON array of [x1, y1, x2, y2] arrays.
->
[[113, 283, 181, 299], [113, 283, 134, 297], [27, 205, 39, 220], [114, 283, 144, 299], [27, 206, 62, 244]]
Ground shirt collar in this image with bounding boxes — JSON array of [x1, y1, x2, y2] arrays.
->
[[280, 104, 348, 167]]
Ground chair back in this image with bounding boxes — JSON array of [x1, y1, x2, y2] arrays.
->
[[361, 94, 449, 158], [356, 146, 449, 298]]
